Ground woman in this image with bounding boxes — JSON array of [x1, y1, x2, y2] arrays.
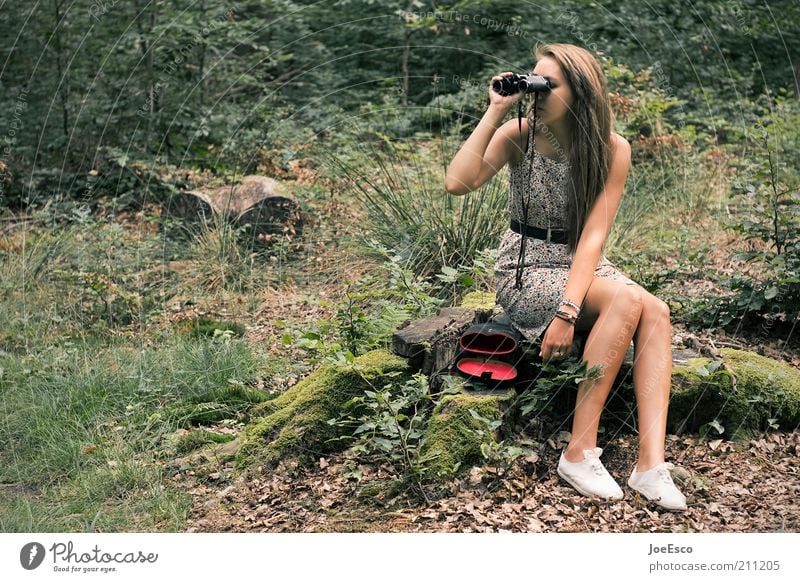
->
[[444, 43, 686, 511]]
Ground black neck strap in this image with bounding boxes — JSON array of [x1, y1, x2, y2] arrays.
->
[[514, 92, 543, 290]]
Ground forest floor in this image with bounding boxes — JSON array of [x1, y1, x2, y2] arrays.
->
[[166, 190, 800, 533], [179, 429, 800, 533], [3, 152, 799, 534]]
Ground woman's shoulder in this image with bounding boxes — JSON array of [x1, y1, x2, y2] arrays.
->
[[610, 132, 631, 155]]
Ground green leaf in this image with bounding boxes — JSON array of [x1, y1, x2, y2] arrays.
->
[[457, 274, 475, 287], [440, 266, 458, 277], [372, 437, 394, 452]]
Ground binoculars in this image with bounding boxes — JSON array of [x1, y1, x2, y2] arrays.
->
[[492, 73, 552, 96]]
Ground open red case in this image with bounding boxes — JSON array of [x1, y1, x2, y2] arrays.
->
[[452, 322, 523, 388]]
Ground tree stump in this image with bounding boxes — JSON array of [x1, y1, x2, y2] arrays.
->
[[391, 291, 800, 441], [168, 175, 302, 242]]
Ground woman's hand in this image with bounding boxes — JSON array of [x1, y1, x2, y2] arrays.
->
[[539, 316, 576, 361], [489, 72, 527, 112]]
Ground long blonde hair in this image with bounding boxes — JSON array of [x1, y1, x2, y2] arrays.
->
[[527, 43, 614, 256]]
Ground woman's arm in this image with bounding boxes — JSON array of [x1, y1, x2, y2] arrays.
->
[[445, 105, 514, 196], [561, 135, 632, 313], [445, 72, 526, 196]]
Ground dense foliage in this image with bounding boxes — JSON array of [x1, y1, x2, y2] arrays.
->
[[1, 1, 797, 201]]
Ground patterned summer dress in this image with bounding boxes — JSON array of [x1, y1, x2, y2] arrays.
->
[[494, 119, 637, 344]]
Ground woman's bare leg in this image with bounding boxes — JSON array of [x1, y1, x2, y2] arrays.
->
[[562, 278, 643, 462], [630, 290, 673, 471]]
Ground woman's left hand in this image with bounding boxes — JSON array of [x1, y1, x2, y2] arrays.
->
[[539, 316, 576, 361]]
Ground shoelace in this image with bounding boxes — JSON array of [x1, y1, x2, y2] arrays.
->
[[585, 454, 606, 477], [654, 462, 676, 484], [588, 459, 605, 476]]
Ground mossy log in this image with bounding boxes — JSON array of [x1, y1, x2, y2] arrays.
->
[[419, 376, 516, 482], [664, 348, 800, 439], [235, 350, 413, 471]]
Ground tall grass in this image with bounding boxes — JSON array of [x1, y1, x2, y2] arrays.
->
[[322, 137, 508, 280], [187, 209, 249, 291]]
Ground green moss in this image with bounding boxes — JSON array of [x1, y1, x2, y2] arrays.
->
[[667, 348, 800, 439], [170, 438, 243, 481], [720, 348, 800, 428], [173, 429, 235, 455], [162, 381, 274, 427], [458, 291, 496, 310], [235, 349, 412, 471], [419, 387, 515, 482]]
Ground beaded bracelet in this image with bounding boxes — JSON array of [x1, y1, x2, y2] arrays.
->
[[559, 298, 581, 316]]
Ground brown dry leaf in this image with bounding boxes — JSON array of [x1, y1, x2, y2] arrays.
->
[[172, 362, 799, 534]]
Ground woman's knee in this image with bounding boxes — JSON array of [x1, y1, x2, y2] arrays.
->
[[586, 277, 643, 317], [640, 290, 671, 324], [619, 284, 645, 318]]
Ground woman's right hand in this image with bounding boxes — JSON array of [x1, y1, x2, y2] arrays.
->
[[539, 316, 576, 362], [489, 72, 527, 112]]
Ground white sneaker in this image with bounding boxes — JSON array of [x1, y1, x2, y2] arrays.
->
[[628, 462, 688, 511], [557, 447, 624, 500]]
